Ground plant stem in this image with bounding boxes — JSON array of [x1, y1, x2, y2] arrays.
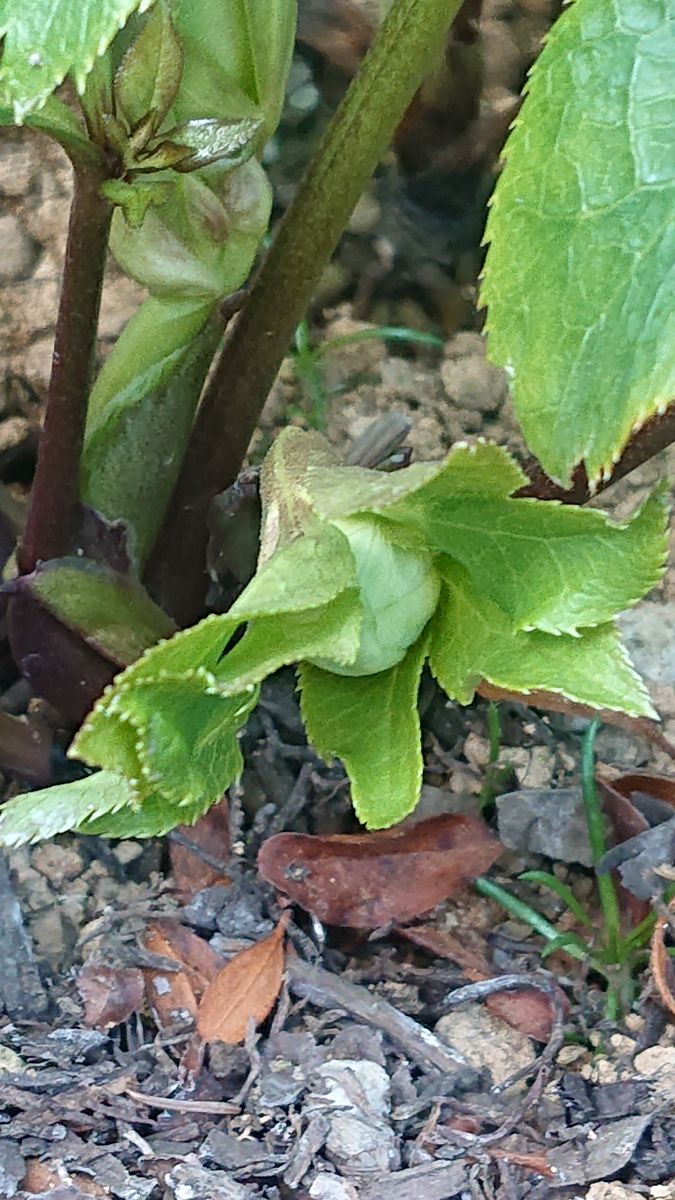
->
[[581, 721, 622, 961], [18, 167, 111, 573], [147, 0, 465, 624]]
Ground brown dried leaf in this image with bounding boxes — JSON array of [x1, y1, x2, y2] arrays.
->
[[398, 922, 565, 1042], [650, 901, 675, 1018], [257, 814, 501, 928], [170, 798, 231, 901], [146, 920, 225, 998], [197, 915, 289, 1044], [598, 771, 675, 918], [598, 774, 650, 843], [478, 683, 675, 758], [144, 922, 201, 1027], [77, 964, 145, 1030], [604, 770, 675, 816], [22, 1159, 108, 1196], [484, 987, 563, 1043]]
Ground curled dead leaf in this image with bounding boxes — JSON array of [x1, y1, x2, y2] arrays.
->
[[399, 922, 566, 1042], [169, 798, 231, 901], [650, 900, 675, 1018], [146, 920, 224, 997], [77, 963, 145, 1031], [598, 770, 675, 913], [197, 914, 289, 1044], [257, 814, 501, 928], [144, 921, 222, 1028]]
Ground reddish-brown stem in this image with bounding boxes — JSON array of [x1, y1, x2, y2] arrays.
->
[[146, 0, 465, 625], [18, 167, 111, 573], [519, 401, 675, 504]]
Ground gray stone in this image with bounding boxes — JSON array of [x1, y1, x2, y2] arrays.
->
[[496, 786, 594, 866], [618, 601, 675, 685]]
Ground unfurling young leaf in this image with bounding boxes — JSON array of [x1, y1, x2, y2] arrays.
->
[[481, 0, 675, 487], [0, 431, 667, 844], [113, 0, 183, 135]]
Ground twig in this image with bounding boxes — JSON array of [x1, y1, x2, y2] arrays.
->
[[440, 974, 566, 1146], [285, 952, 476, 1079], [122, 1087, 239, 1115]]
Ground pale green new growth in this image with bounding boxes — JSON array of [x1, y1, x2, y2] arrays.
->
[[0, 430, 664, 843], [299, 636, 429, 828], [482, 0, 675, 486], [0, 0, 156, 120]]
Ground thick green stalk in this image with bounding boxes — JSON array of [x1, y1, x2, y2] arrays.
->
[[148, 0, 465, 624], [18, 167, 112, 572]]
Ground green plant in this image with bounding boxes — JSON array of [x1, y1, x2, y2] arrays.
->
[[0, 0, 673, 845], [475, 723, 664, 1018], [290, 318, 444, 431]]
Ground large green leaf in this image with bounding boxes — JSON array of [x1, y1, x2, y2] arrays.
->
[[481, 0, 675, 486], [0, 770, 137, 846], [0, 0, 155, 120], [429, 560, 656, 718], [305, 442, 527, 520], [216, 592, 363, 692], [406, 485, 669, 636], [73, 673, 257, 819], [299, 635, 429, 829], [230, 523, 357, 617]]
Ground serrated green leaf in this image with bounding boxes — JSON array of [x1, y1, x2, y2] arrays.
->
[[111, 677, 256, 807], [299, 635, 428, 829], [0, 770, 137, 847], [76, 786, 218, 837], [429, 559, 656, 718], [218, 591, 363, 691], [305, 441, 527, 521], [114, 0, 182, 133], [73, 672, 257, 820], [23, 557, 176, 665], [481, 0, 675, 486], [0, 0, 156, 121], [396, 463, 668, 635]]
